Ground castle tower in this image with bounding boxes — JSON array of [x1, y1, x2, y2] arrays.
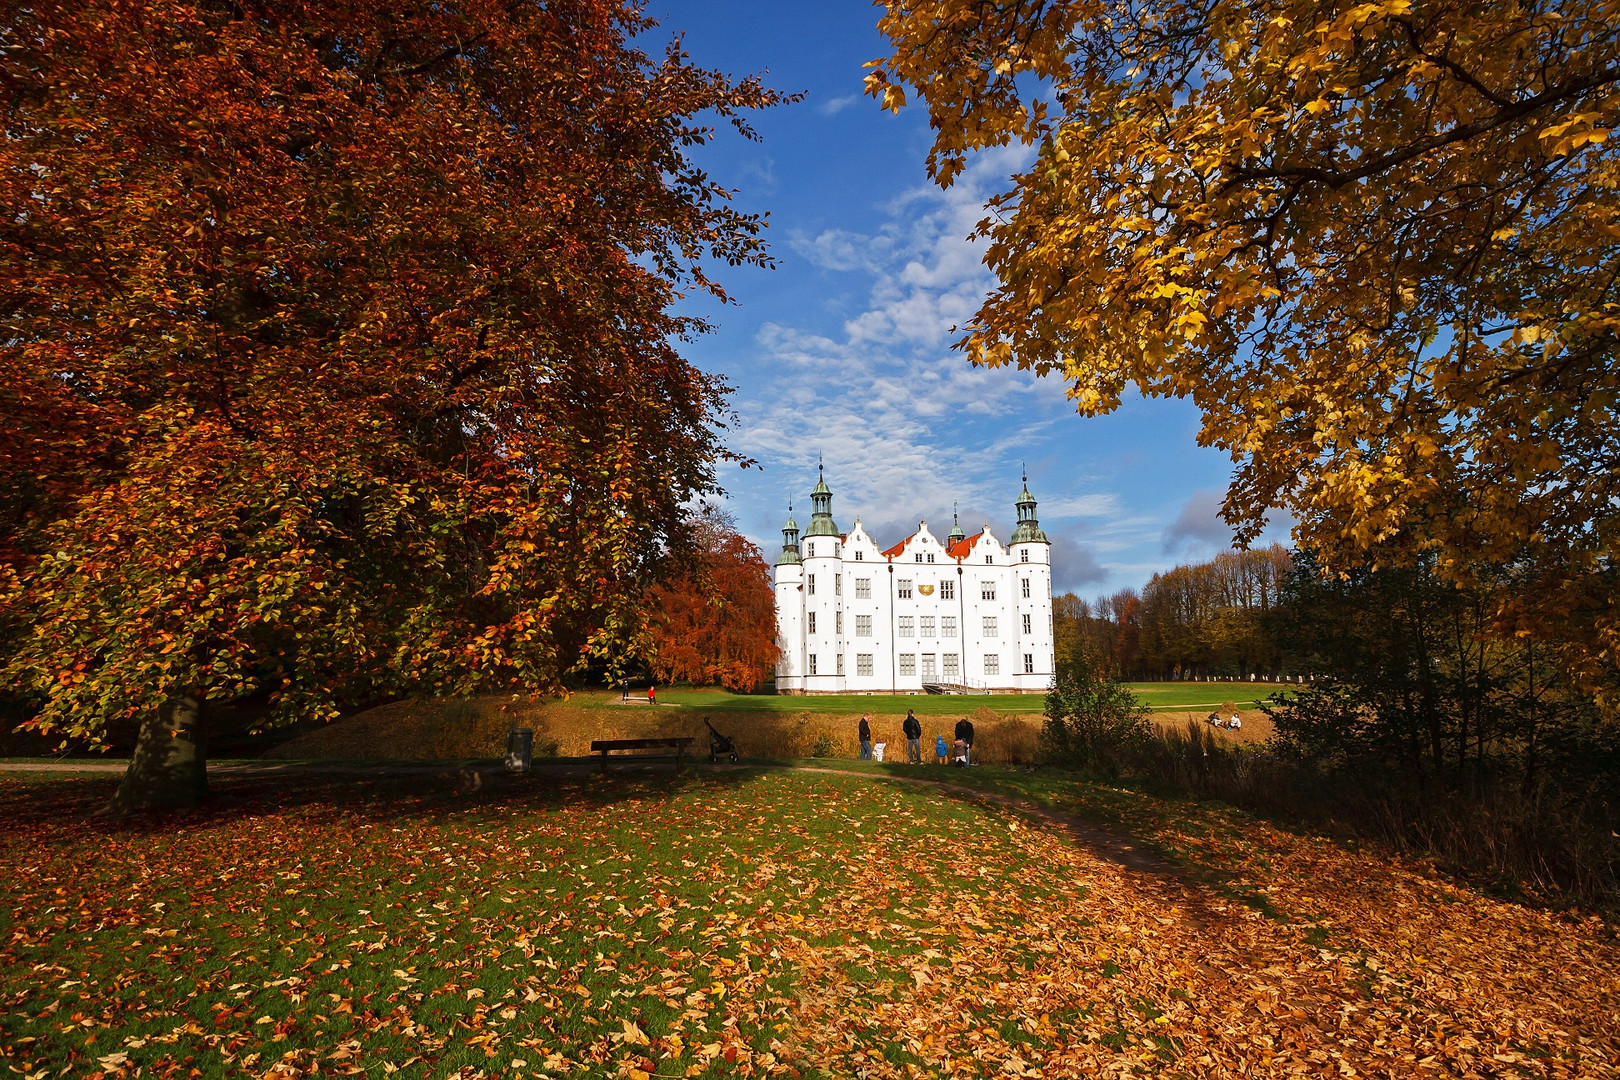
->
[[800, 462, 844, 690], [772, 506, 804, 690], [1007, 471, 1053, 691]]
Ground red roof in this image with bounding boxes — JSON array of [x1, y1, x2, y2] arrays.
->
[[946, 532, 983, 560], [881, 533, 914, 559]]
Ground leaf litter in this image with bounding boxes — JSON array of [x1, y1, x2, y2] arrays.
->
[[0, 768, 1614, 1078]]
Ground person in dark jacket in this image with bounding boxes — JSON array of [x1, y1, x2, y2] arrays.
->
[[902, 709, 922, 764], [953, 716, 975, 765], [858, 713, 872, 760]]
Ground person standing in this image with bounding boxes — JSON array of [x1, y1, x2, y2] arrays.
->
[[648, 684, 657, 706], [903, 708, 922, 764], [858, 713, 872, 760], [934, 733, 948, 764], [954, 716, 975, 765]]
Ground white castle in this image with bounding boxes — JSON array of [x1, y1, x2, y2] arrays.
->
[[772, 467, 1054, 694]]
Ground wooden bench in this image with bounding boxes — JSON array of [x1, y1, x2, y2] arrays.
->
[[590, 737, 694, 772]]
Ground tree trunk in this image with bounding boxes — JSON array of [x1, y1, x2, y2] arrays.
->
[[105, 695, 208, 814]]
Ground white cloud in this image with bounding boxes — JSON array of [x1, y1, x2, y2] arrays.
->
[[788, 228, 893, 273], [731, 143, 1073, 554], [818, 93, 864, 116]]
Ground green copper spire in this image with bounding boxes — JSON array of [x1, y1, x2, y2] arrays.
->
[[803, 458, 840, 538], [1010, 469, 1049, 545], [776, 504, 802, 566], [947, 501, 966, 545]]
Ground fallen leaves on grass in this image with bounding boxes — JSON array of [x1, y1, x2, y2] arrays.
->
[[0, 769, 1614, 1079]]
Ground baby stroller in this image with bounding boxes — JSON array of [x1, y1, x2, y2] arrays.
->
[[704, 718, 739, 763]]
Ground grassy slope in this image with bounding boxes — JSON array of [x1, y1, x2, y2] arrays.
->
[[661, 683, 1282, 713], [1, 767, 1612, 1079]]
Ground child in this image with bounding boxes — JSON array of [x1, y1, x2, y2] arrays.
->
[[934, 734, 948, 764], [951, 738, 968, 767]]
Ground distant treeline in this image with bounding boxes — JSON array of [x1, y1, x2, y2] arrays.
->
[[1055, 545, 1292, 681]]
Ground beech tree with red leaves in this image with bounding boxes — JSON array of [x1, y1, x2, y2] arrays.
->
[[0, 0, 788, 810], [646, 505, 781, 693]]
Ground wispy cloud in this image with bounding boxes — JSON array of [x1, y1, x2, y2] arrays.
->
[[1038, 492, 1122, 519], [787, 228, 893, 273], [732, 144, 1117, 560], [817, 93, 864, 116]]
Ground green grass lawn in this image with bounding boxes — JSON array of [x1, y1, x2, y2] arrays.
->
[[651, 682, 1286, 714], [0, 768, 1121, 1079], [3, 764, 1610, 1079]]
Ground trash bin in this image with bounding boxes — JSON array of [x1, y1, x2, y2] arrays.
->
[[505, 728, 533, 774]]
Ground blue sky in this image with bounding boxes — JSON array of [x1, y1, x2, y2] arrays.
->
[[645, 1, 1289, 596]]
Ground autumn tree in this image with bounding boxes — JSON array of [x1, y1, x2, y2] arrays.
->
[[645, 505, 781, 692], [0, 0, 788, 809], [870, 0, 1620, 681], [1138, 547, 1291, 679]]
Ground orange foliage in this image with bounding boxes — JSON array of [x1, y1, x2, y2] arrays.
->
[[0, 1, 788, 743], [646, 506, 781, 692]]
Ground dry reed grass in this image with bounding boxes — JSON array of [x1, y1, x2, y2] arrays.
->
[[266, 697, 1048, 764]]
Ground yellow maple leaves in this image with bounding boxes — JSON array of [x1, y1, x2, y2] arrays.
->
[[872, 0, 1620, 678]]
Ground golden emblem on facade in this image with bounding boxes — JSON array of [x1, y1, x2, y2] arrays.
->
[[918, 583, 935, 596]]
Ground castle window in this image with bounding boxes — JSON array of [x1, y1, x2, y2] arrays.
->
[[943, 653, 959, 677], [835, 574, 841, 596], [855, 615, 872, 637], [920, 616, 935, 637], [981, 582, 996, 601], [898, 579, 912, 599], [855, 550, 863, 561], [807, 574, 815, 596], [942, 616, 956, 636], [940, 580, 955, 600], [807, 612, 816, 634], [809, 654, 818, 675], [898, 654, 916, 676], [899, 616, 914, 637], [1021, 549, 1029, 562], [915, 552, 922, 563], [1023, 613, 1032, 634], [984, 654, 999, 676], [808, 543, 814, 557], [1024, 653, 1035, 674], [1022, 577, 1031, 599], [836, 612, 843, 634], [837, 653, 845, 676], [983, 616, 997, 638], [985, 554, 993, 564], [856, 654, 873, 677], [855, 578, 871, 599], [927, 553, 935, 563]]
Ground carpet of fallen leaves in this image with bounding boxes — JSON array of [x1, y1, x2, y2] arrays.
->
[[1, 766, 1616, 1079]]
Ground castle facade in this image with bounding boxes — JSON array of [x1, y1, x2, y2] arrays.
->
[[773, 469, 1054, 694]]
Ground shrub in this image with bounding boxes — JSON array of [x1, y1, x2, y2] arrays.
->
[[1040, 667, 1152, 775], [810, 732, 835, 758]]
